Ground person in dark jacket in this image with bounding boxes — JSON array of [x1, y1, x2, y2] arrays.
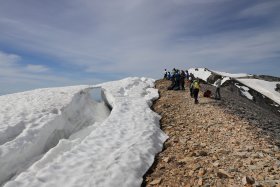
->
[[180, 70, 186, 90], [173, 70, 181, 90]]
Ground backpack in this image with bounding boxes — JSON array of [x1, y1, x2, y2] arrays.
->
[[203, 90, 211, 97], [193, 81, 200, 89]]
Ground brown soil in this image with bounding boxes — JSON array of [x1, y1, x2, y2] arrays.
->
[[143, 79, 280, 187]]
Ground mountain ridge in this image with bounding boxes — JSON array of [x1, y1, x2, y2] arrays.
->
[[144, 79, 280, 186]]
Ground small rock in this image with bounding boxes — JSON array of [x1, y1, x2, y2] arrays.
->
[[229, 166, 238, 172], [273, 145, 279, 151], [198, 168, 206, 176], [163, 157, 170, 163], [150, 178, 162, 185], [198, 178, 203, 186], [253, 181, 262, 187], [194, 164, 202, 171], [197, 150, 208, 156], [242, 176, 255, 185], [217, 169, 233, 178], [245, 145, 254, 151], [213, 161, 220, 167], [188, 170, 194, 176], [178, 156, 192, 164], [251, 153, 260, 158], [263, 148, 272, 154], [235, 152, 248, 158], [200, 143, 207, 148], [258, 152, 264, 158]]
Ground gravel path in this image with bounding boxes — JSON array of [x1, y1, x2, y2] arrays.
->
[[143, 79, 280, 187]]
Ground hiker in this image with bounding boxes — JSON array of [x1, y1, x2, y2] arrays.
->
[[185, 70, 189, 80], [167, 71, 171, 80], [192, 79, 200, 104], [215, 76, 222, 100], [189, 77, 194, 97], [180, 70, 186, 90], [164, 69, 168, 79], [167, 72, 176, 90], [173, 70, 181, 90]]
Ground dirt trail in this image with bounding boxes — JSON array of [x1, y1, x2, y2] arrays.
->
[[143, 79, 280, 187]]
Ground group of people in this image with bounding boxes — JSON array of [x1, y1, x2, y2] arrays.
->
[[164, 68, 190, 91], [163, 68, 222, 104]]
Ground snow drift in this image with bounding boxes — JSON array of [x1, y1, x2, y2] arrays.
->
[[0, 77, 168, 187]]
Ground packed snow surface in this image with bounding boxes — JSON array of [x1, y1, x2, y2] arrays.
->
[[237, 79, 280, 105], [212, 71, 251, 78], [0, 77, 167, 187], [188, 68, 280, 105], [188, 68, 212, 82]]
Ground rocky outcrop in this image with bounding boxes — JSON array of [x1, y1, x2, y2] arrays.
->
[[144, 79, 280, 187], [276, 84, 280, 93], [258, 75, 280, 82]]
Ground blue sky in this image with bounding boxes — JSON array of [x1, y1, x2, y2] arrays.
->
[[0, 0, 280, 94]]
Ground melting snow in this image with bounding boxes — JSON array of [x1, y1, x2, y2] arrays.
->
[[188, 68, 211, 82], [234, 84, 254, 100], [212, 71, 251, 78], [188, 68, 280, 105], [237, 79, 280, 105], [0, 77, 167, 187]]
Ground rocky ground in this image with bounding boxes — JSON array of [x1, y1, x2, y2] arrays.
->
[[143, 79, 280, 187]]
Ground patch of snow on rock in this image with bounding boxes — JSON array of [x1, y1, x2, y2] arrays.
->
[[235, 84, 254, 100], [237, 79, 280, 105]]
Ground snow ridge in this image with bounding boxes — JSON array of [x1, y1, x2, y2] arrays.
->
[[0, 86, 110, 185], [2, 77, 167, 187]]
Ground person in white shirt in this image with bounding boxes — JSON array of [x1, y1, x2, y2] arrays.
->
[[215, 77, 222, 100], [164, 69, 167, 79]]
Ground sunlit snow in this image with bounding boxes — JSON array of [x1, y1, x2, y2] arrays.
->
[[234, 84, 254, 100], [237, 79, 280, 105], [188, 68, 280, 105], [0, 77, 167, 187]]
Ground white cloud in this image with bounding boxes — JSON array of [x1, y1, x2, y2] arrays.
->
[[0, 51, 21, 66], [239, 1, 280, 17], [0, 50, 90, 94], [25, 64, 49, 73], [0, 0, 279, 83]]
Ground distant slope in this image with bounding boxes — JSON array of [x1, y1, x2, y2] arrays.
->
[[188, 68, 280, 114]]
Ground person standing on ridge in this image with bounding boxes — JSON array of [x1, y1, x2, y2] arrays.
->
[[164, 69, 168, 79], [215, 76, 222, 100], [180, 70, 186, 90], [185, 70, 189, 80], [192, 79, 200, 104], [189, 76, 194, 97]]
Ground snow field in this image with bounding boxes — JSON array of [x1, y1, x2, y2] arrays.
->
[[237, 79, 280, 105], [188, 68, 212, 82], [0, 86, 111, 185], [188, 68, 280, 105], [2, 77, 168, 187], [212, 71, 251, 78]]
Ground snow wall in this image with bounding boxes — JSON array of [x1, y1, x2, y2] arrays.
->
[[0, 87, 110, 185], [1, 77, 168, 187]]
